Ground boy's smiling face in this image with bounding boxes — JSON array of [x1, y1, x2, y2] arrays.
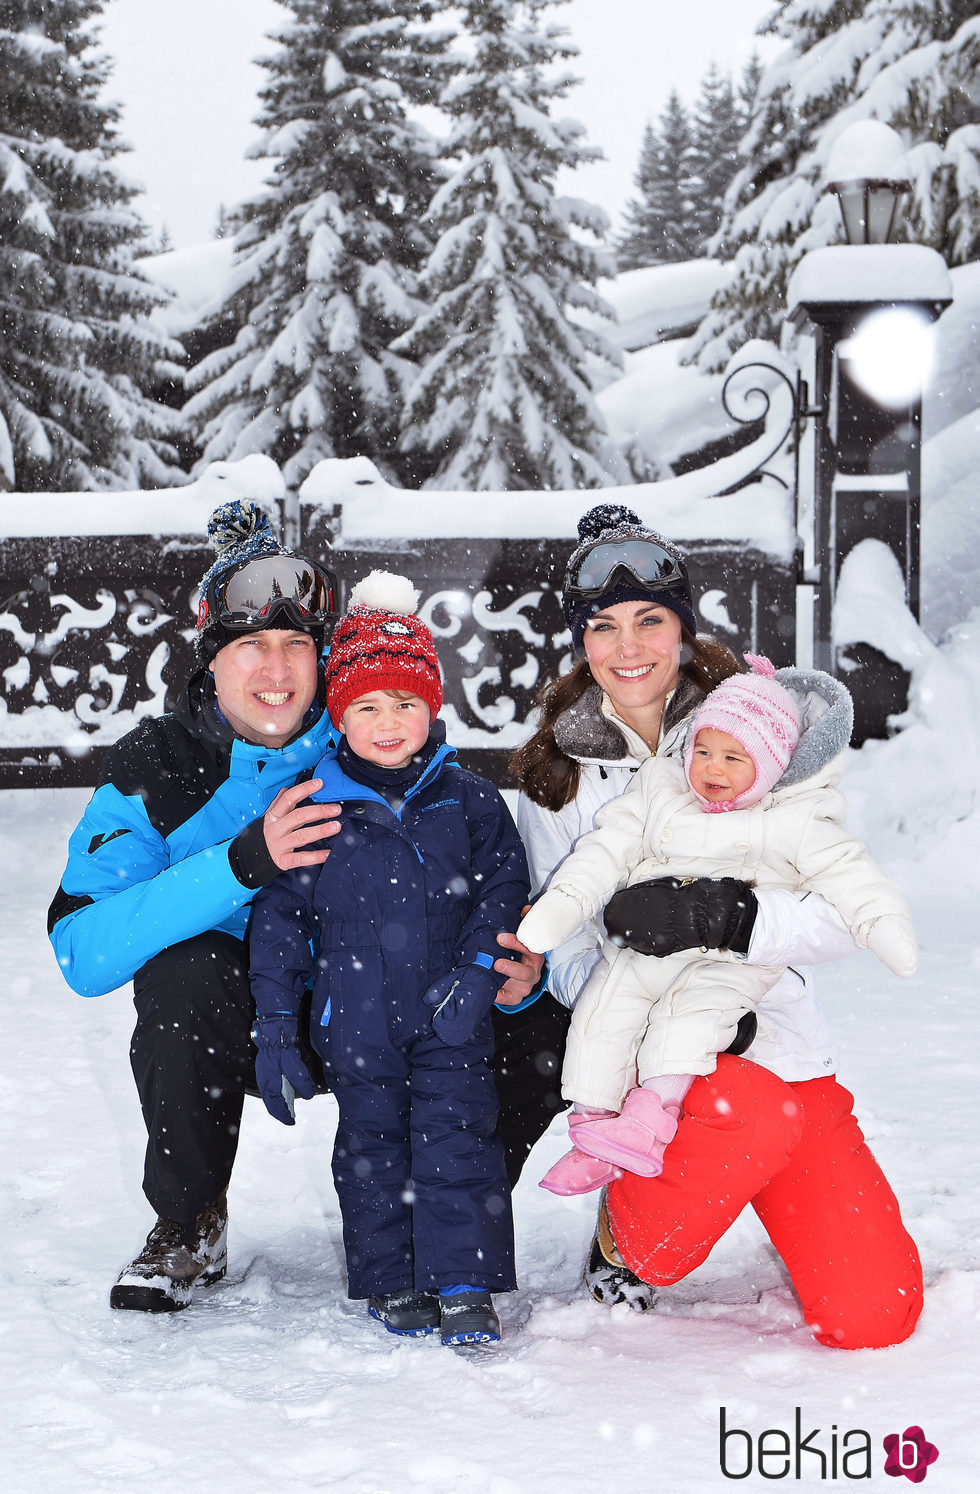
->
[[688, 728, 757, 803], [339, 689, 430, 769]]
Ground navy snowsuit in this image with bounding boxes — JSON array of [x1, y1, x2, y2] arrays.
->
[[249, 726, 530, 1299]]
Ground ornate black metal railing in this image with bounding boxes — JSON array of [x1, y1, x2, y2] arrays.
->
[[1, 509, 795, 790]]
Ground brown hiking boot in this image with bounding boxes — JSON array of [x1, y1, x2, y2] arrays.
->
[[110, 1194, 228, 1313]]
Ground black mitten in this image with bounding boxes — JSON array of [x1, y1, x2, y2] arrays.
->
[[603, 876, 759, 957]]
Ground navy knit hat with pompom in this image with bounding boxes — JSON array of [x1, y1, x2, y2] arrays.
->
[[564, 503, 697, 654], [195, 498, 326, 665]]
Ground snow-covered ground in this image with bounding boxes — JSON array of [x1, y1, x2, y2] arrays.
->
[[5, 612, 978, 1492]]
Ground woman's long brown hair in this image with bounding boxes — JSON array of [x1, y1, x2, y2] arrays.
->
[[509, 627, 744, 812]]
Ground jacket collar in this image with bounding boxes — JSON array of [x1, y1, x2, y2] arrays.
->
[[176, 664, 333, 761], [553, 676, 704, 766], [315, 725, 456, 808]]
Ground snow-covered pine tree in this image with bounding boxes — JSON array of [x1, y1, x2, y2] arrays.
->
[[616, 124, 660, 271], [616, 93, 699, 268], [689, 66, 745, 251], [183, 0, 452, 488], [396, 0, 622, 491], [691, 0, 980, 372], [737, 50, 763, 130], [0, 0, 182, 491]]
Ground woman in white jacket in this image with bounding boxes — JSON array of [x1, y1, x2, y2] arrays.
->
[[510, 503, 923, 1350], [519, 655, 918, 1188]]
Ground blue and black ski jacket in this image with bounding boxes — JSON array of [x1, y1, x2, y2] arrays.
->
[[48, 667, 335, 998]]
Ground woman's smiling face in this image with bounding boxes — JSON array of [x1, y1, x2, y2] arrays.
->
[[582, 600, 683, 718]]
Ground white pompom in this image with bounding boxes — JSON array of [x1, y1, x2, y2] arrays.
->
[[348, 569, 420, 616]]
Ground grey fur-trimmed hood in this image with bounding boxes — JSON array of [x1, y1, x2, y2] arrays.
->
[[552, 666, 853, 787], [553, 676, 705, 765], [770, 666, 854, 788]]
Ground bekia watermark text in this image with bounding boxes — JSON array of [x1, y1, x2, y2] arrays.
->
[[719, 1407, 939, 1481]]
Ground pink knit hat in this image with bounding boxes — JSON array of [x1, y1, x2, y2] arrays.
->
[[685, 655, 802, 811]]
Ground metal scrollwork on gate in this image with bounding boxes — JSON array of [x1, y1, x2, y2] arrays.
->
[[1, 539, 204, 780], [2, 524, 796, 789], [419, 578, 567, 749]]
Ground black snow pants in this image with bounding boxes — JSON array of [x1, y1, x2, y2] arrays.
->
[[491, 993, 571, 1187]]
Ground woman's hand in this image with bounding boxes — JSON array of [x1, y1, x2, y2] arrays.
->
[[493, 909, 545, 1006]]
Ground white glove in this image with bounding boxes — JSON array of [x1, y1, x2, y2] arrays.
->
[[517, 889, 587, 955], [865, 914, 919, 978]]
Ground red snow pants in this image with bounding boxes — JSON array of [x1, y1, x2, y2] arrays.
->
[[604, 1056, 922, 1350]]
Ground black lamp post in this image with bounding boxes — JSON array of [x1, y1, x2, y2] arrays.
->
[[825, 173, 910, 248], [788, 121, 952, 741]]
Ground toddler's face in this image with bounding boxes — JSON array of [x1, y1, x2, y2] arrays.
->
[[688, 728, 756, 804], [340, 690, 430, 768]]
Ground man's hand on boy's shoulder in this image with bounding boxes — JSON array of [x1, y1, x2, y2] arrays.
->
[[263, 779, 343, 871], [493, 910, 545, 1005]]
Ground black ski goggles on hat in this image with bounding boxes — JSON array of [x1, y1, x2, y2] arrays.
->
[[198, 553, 339, 633], [562, 533, 690, 623]]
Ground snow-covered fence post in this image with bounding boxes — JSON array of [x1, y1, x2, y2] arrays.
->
[[787, 122, 952, 742]]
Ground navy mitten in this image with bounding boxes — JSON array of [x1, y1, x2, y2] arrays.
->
[[423, 963, 500, 1046], [251, 1013, 317, 1125]]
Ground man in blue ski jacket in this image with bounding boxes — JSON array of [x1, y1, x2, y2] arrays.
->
[[47, 499, 548, 1314], [47, 499, 346, 1310]]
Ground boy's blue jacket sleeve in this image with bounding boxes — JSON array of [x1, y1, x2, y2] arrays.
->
[[451, 777, 531, 982], [249, 865, 321, 1018]]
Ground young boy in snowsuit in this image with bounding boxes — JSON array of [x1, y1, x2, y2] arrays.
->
[[518, 656, 918, 1195], [249, 572, 530, 1346]]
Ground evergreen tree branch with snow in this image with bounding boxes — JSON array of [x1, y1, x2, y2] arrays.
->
[[0, 0, 183, 491], [395, 0, 623, 491], [183, 0, 453, 489], [616, 61, 756, 272], [690, 0, 980, 373]]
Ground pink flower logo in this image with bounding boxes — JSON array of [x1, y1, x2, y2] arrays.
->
[[883, 1427, 939, 1482]]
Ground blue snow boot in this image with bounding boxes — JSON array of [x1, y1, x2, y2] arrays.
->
[[439, 1290, 501, 1346], [368, 1289, 440, 1337]]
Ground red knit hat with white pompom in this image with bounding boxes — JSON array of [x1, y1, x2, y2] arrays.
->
[[324, 570, 443, 726], [685, 654, 802, 811]]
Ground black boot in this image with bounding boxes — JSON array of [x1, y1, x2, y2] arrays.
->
[[110, 1193, 228, 1313], [439, 1291, 501, 1346], [368, 1289, 441, 1337], [583, 1196, 657, 1311]]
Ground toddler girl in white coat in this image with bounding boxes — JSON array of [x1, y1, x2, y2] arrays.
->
[[517, 657, 918, 1195]]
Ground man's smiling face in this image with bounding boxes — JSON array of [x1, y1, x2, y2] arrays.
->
[[209, 630, 319, 747]]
